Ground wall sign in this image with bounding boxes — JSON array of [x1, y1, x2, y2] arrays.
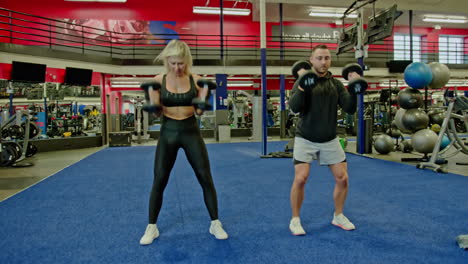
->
[[272, 25, 340, 43]]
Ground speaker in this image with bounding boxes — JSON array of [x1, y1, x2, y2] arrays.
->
[[387, 60, 412, 73]]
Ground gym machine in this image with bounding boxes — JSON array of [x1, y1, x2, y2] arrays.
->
[[1, 109, 39, 167], [131, 97, 150, 144], [417, 91, 468, 173]]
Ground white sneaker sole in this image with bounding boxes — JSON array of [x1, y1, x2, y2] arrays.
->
[[210, 233, 228, 239], [331, 222, 355, 231], [289, 227, 306, 236]]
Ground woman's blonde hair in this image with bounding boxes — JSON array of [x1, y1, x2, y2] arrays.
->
[[155, 39, 193, 74]]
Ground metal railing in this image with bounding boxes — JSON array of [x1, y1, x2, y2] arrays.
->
[[0, 7, 467, 66]]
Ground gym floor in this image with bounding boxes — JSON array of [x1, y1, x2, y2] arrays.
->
[[0, 135, 467, 202]]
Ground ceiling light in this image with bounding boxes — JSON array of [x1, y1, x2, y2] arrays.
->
[[227, 83, 253, 87], [112, 81, 141, 85], [65, 0, 127, 2], [193, 6, 251, 16], [309, 7, 357, 19], [423, 15, 467, 23], [309, 12, 358, 18], [111, 84, 141, 88], [226, 81, 254, 87]]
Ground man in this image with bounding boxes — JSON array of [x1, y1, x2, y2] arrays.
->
[[288, 44, 359, 235]]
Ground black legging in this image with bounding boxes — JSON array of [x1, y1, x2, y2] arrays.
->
[[148, 115, 218, 223]]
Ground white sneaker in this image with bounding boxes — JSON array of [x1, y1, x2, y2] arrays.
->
[[140, 224, 159, 245], [332, 213, 356, 231], [289, 217, 306, 236], [209, 220, 228, 240]]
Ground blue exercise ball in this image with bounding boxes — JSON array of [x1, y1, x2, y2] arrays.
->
[[440, 135, 450, 150], [404, 62, 433, 89]]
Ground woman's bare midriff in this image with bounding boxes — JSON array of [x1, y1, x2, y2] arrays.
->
[[163, 106, 195, 120]]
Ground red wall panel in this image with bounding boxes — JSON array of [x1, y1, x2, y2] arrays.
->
[[45, 68, 64, 83], [0, 63, 12, 79]]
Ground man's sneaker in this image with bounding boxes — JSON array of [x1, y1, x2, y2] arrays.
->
[[332, 213, 355, 231], [209, 220, 228, 239], [289, 217, 306, 236], [140, 224, 159, 245]]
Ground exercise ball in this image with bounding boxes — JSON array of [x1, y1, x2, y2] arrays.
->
[[397, 87, 423, 109], [401, 140, 413, 153], [402, 109, 429, 132], [428, 62, 450, 89], [431, 123, 441, 133], [404, 62, 433, 89], [411, 129, 438, 153], [394, 108, 412, 134], [386, 127, 402, 138], [429, 112, 444, 126], [440, 135, 450, 149], [374, 134, 394, 154]]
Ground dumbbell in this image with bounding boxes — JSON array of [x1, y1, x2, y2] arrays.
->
[[291, 60, 318, 92], [342, 63, 368, 95], [140, 82, 162, 113], [192, 79, 217, 111], [297, 72, 318, 92], [291, 60, 312, 80], [347, 78, 368, 95]]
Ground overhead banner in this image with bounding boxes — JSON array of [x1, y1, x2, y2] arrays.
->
[[56, 19, 180, 44], [271, 25, 340, 43]]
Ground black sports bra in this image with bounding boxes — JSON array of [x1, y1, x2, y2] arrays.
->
[[160, 75, 198, 107]]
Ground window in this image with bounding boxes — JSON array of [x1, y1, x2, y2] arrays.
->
[[439, 36, 464, 64], [393, 34, 421, 62]]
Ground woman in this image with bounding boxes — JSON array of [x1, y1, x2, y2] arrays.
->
[[140, 40, 228, 245]]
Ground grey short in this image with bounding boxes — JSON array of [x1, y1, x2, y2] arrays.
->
[[293, 136, 346, 165]]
